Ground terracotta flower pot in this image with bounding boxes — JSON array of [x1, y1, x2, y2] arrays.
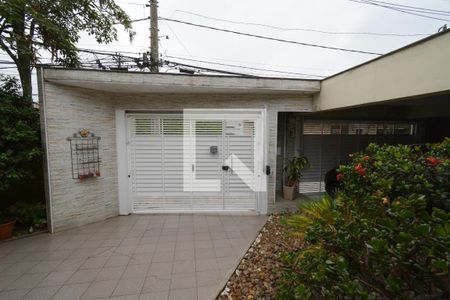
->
[[0, 219, 16, 240]]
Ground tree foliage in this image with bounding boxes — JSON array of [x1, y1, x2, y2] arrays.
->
[[0, 0, 132, 97], [0, 76, 41, 196]]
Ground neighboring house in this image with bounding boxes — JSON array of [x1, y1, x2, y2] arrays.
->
[[38, 30, 450, 232]]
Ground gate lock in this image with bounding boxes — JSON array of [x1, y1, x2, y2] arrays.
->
[[222, 165, 230, 171], [210, 146, 218, 154]]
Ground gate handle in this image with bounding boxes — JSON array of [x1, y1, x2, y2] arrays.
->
[[222, 165, 230, 171]]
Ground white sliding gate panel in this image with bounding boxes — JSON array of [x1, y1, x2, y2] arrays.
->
[[127, 113, 261, 212]]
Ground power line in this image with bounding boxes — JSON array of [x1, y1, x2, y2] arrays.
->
[[165, 52, 337, 72], [350, 0, 450, 21], [159, 17, 383, 56], [173, 10, 433, 37], [166, 55, 326, 78], [355, 0, 450, 15], [164, 59, 257, 77], [77, 46, 332, 77], [165, 23, 194, 58]]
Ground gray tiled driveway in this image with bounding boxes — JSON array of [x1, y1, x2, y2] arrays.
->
[[0, 214, 267, 300]]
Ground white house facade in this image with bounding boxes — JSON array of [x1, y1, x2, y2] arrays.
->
[[38, 30, 450, 232]]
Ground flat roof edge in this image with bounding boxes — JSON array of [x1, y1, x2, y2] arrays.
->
[[324, 29, 450, 81]]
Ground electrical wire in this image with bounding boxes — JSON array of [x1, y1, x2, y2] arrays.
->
[[165, 55, 326, 78], [164, 59, 257, 77], [350, 0, 450, 21], [354, 0, 450, 15], [165, 23, 194, 58], [159, 17, 383, 56], [76, 47, 325, 78], [172, 10, 433, 37]]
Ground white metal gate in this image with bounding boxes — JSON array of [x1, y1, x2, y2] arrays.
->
[[127, 113, 261, 212]]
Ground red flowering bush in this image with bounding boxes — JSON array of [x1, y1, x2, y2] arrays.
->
[[279, 139, 450, 299]]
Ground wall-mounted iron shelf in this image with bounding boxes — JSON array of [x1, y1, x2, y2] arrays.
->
[[67, 129, 101, 180]]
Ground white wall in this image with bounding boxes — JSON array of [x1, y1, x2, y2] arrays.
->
[[315, 31, 450, 111]]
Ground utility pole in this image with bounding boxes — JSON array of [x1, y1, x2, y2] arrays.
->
[[149, 0, 159, 72]]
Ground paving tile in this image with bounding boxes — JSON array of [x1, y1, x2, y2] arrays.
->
[[22, 286, 60, 300], [148, 262, 172, 276], [79, 256, 109, 269], [0, 288, 30, 300], [95, 266, 125, 281], [129, 253, 153, 265], [168, 287, 197, 300], [53, 259, 84, 271], [172, 260, 195, 274], [0, 274, 20, 291], [115, 246, 138, 256], [51, 283, 90, 300], [174, 249, 195, 262], [152, 251, 174, 263], [139, 290, 169, 300], [195, 248, 215, 260], [214, 246, 235, 258], [27, 260, 62, 274], [197, 285, 217, 300], [66, 268, 101, 284], [122, 264, 150, 279], [6, 272, 48, 290], [112, 277, 145, 297], [217, 256, 239, 272], [2, 261, 38, 275], [141, 275, 171, 293], [101, 239, 122, 247], [195, 240, 214, 249], [133, 244, 156, 254], [196, 270, 222, 287], [170, 273, 196, 290], [196, 258, 219, 272], [44, 250, 74, 261], [105, 255, 131, 267], [111, 295, 140, 300], [0, 263, 11, 273], [175, 241, 195, 251], [37, 270, 75, 287], [81, 279, 118, 299]]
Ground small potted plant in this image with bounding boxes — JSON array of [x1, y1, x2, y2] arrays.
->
[[283, 156, 309, 200]]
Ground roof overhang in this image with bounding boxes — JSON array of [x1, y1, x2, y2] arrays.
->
[[41, 68, 320, 95]]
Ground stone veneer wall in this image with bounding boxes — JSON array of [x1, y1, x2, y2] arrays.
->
[[41, 82, 313, 232], [41, 83, 118, 232]]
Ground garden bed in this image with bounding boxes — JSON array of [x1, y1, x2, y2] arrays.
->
[[217, 214, 304, 299]]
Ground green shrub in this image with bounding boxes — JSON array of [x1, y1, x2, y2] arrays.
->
[[9, 202, 47, 233], [278, 139, 450, 299], [0, 76, 44, 224]]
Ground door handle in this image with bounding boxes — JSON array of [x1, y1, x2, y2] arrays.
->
[[222, 165, 230, 171]]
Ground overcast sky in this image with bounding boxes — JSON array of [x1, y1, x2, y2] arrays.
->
[[1, 0, 449, 93]]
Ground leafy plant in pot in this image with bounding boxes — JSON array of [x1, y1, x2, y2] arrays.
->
[[283, 156, 309, 200]]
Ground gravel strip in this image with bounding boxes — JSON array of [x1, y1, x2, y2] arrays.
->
[[217, 214, 305, 300]]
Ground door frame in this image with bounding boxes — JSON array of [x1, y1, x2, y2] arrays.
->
[[116, 108, 268, 215]]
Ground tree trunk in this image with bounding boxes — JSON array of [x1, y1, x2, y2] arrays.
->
[[16, 59, 32, 100], [10, 3, 33, 100]]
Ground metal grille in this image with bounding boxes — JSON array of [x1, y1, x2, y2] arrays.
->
[[68, 131, 101, 180], [299, 120, 416, 194]]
